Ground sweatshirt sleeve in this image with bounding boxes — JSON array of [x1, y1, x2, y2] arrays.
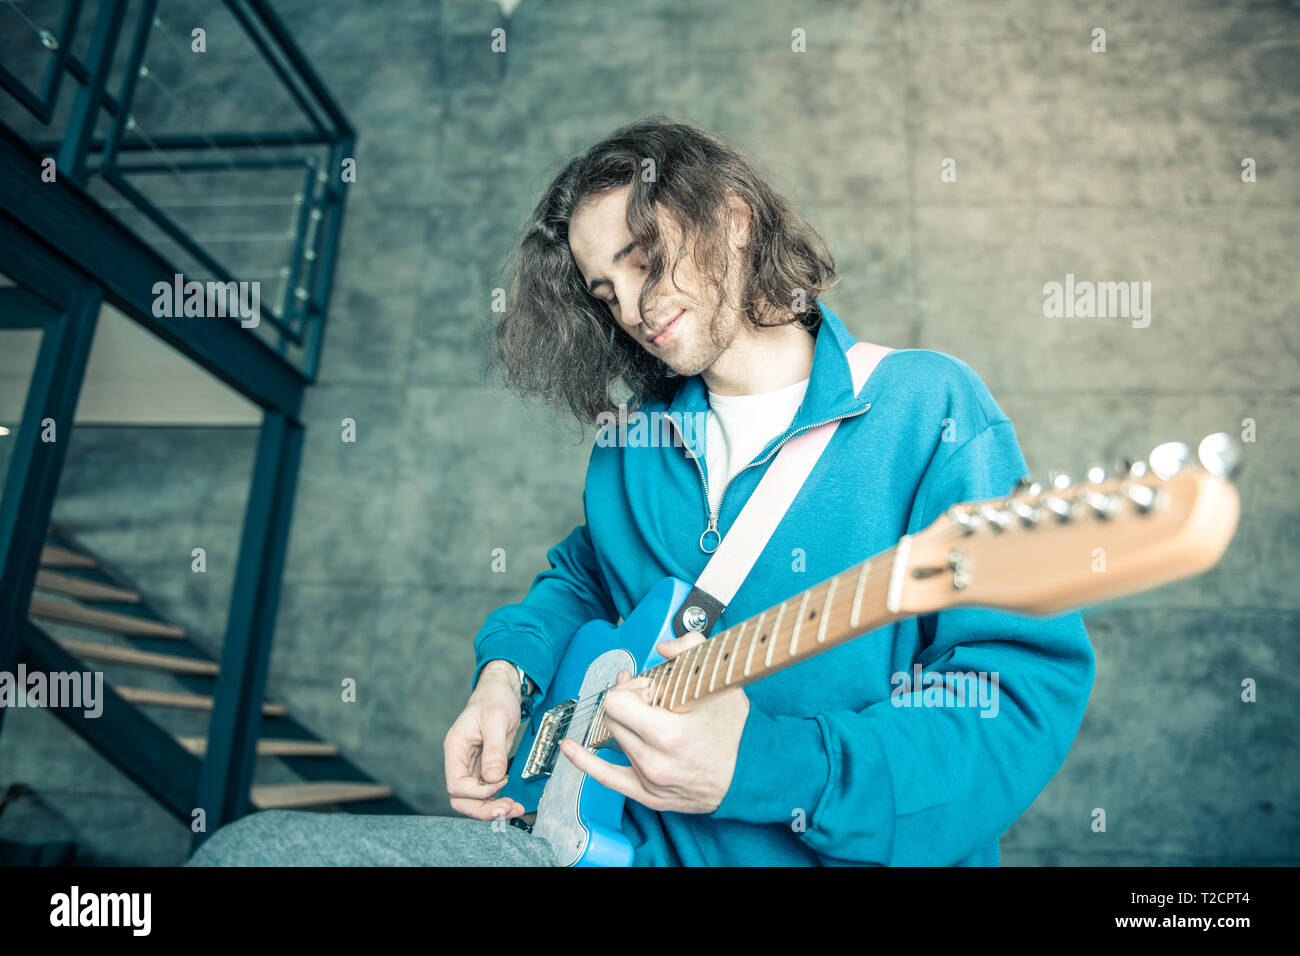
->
[[709, 420, 1096, 865], [472, 496, 620, 701]]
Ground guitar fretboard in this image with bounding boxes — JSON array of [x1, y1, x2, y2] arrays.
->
[[586, 544, 908, 748]]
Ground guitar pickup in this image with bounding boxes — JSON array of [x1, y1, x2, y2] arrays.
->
[[520, 699, 576, 780]]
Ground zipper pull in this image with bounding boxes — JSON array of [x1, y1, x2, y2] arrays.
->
[[700, 512, 721, 554]]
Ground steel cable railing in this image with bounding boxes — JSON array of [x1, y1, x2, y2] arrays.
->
[[0, 0, 356, 380]]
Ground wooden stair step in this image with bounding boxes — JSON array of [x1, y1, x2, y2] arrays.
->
[[116, 686, 286, 717], [250, 782, 393, 810], [54, 637, 218, 676], [35, 569, 140, 604], [30, 594, 184, 638], [40, 544, 95, 568], [177, 737, 340, 757]]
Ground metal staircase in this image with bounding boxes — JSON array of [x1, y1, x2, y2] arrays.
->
[[0, 0, 413, 859], [22, 523, 405, 818]]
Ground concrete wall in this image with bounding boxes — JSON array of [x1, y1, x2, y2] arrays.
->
[[0, 0, 1296, 865]]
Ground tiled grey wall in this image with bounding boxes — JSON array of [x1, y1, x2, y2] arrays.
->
[[1, 0, 1296, 865]]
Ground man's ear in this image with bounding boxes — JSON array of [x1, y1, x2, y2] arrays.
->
[[727, 193, 753, 253]]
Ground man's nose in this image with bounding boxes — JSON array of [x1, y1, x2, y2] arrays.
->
[[615, 287, 644, 328]]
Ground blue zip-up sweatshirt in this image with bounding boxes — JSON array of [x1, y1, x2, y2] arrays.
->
[[472, 301, 1095, 866]]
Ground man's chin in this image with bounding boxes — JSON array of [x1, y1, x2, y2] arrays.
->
[[662, 357, 708, 378], [652, 339, 723, 379]]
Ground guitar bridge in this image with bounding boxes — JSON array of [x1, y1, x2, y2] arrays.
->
[[520, 699, 577, 780]]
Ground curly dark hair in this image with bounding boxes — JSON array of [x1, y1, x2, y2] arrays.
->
[[486, 115, 841, 424]]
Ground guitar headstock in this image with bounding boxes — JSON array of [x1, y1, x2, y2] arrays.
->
[[899, 433, 1242, 616]]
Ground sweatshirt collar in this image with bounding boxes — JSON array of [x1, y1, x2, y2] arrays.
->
[[662, 301, 868, 457]]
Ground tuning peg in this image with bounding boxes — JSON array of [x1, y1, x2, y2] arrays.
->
[[1084, 491, 1124, 519], [977, 503, 1012, 532], [1043, 495, 1075, 522], [1046, 470, 1073, 490], [1085, 464, 1107, 485], [1118, 456, 1150, 479], [1008, 476, 1042, 506], [1148, 441, 1191, 480], [1197, 432, 1243, 480], [1012, 499, 1044, 527], [947, 506, 979, 535], [1121, 481, 1158, 512]]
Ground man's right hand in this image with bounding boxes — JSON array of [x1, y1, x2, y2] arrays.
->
[[444, 659, 527, 822]]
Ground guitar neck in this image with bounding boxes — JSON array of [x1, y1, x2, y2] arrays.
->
[[586, 545, 910, 749], [577, 446, 1243, 752]]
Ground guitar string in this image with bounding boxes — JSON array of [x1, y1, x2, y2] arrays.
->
[[553, 492, 1105, 731], [551, 563, 905, 732], [558, 516, 991, 729], [532, 482, 1141, 747], [570, 574, 904, 750]]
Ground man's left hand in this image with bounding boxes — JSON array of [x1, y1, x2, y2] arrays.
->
[[558, 632, 749, 814]]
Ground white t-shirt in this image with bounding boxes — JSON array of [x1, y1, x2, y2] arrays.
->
[[704, 377, 810, 516]]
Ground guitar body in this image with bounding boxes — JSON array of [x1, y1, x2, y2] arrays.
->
[[500, 576, 692, 866]]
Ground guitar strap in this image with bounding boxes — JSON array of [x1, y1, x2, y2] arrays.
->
[[671, 340, 895, 638]]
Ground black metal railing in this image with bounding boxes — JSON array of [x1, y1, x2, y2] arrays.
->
[[0, 0, 365, 854], [0, 0, 355, 379]]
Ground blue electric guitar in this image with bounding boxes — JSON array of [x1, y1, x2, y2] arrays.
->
[[499, 435, 1242, 865]]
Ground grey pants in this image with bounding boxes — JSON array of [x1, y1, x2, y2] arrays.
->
[[184, 810, 558, 867]]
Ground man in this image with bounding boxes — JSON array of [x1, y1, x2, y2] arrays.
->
[[448, 116, 1095, 866], [188, 116, 1093, 867]]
